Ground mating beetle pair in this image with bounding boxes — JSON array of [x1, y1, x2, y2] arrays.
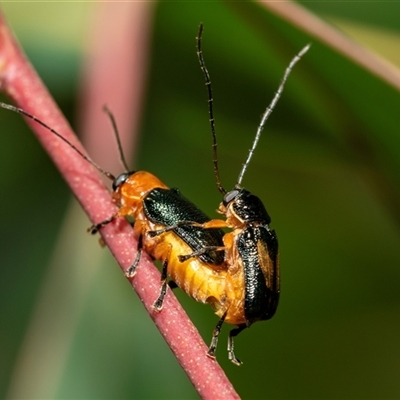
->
[[0, 25, 309, 365]]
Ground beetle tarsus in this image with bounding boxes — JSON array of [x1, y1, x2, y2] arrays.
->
[[125, 263, 137, 278], [153, 291, 165, 311], [227, 324, 246, 366], [148, 220, 201, 238], [153, 271, 168, 310], [178, 246, 224, 263], [88, 224, 99, 235], [154, 247, 171, 311], [228, 352, 242, 366], [206, 347, 217, 360], [88, 215, 115, 235], [178, 253, 194, 262], [207, 312, 227, 359], [153, 279, 167, 310], [125, 234, 144, 278]]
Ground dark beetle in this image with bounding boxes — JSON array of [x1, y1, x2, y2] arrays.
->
[[186, 24, 309, 365]]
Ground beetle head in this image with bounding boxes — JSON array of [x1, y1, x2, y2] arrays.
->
[[223, 189, 271, 225]]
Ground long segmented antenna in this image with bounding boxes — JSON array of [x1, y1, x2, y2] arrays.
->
[[102, 105, 130, 172], [197, 24, 226, 195], [236, 43, 311, 187], [0, 101, 116, 181]]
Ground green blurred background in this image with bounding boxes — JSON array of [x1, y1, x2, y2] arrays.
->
[[1, 2, 400, 399]]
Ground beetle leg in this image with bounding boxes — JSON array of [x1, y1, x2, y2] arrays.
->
[[88, 205, 135, 235], [207, 311, 227, 359], [125, 234, 143, 278], [147, 221, 197, 237], [227, 324, 246, 366], [148, 219, 227, 238], [178, 246, 225, 262], [87, 215, 115, 234], [153, 244, 172, 311]]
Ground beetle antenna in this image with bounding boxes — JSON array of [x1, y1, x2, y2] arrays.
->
[[236, 43, 311, 187], [0, 101, 116, 181], [102, 105, 131, 172], [197, 24, 226, 195]]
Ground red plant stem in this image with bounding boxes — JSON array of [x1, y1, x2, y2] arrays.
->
[[0, 9, 239, 400]]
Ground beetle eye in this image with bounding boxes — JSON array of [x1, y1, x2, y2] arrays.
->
[[223, 189, 240, 206], [112, 172, 132, 191]]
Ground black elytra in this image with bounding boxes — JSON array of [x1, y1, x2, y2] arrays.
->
[[143, 187, 225, 264], [238, 225, 279, 322]]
